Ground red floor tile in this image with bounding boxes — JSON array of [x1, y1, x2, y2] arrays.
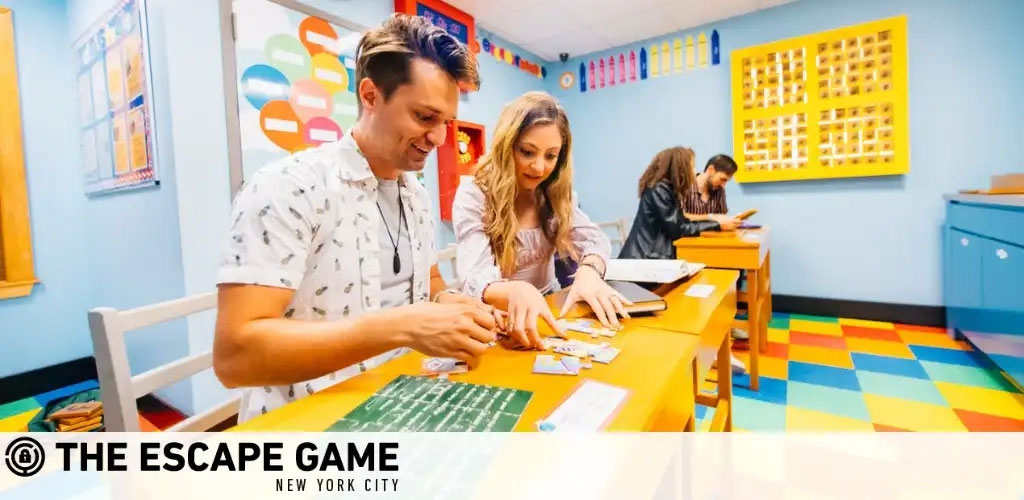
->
[[790, 331, 847, 350], [954, 409, 1024, 432], [894, 324, 947, 334], [872, 423, 911, 432], [842, 325, 902, 342], [764, 341, 789, 358]]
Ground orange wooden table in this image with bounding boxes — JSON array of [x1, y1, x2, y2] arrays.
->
[[621, 269, 739, 431], [672, 229, 771, 391], [231, 324, 700, 432]]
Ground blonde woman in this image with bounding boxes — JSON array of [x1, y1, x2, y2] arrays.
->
[[452, 92, 629, 349]]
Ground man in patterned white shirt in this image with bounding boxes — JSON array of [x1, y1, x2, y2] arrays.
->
[[214, 14, 497, 422]]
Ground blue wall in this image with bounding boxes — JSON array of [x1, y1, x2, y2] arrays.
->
[[0, 0, 92, 379], [548, 0, 1024, 306]]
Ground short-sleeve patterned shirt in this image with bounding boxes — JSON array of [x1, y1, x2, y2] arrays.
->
[[217, 133, 434, 423]]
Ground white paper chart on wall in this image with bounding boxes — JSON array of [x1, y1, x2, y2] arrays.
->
[[226, 0, 364, 186]]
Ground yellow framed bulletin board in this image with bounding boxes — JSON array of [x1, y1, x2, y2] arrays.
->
[[730, 16, 908, 183]]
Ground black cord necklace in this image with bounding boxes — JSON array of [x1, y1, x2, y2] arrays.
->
[[376, 188, 405, 274]]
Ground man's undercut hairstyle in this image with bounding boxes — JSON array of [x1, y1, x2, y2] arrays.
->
[[355, 13, 481, 112]]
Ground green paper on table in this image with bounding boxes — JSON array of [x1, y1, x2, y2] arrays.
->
[[326, 375, 532, 432]]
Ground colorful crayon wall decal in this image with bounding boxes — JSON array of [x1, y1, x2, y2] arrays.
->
[[649, 44, 659, 77], [686, 35, 695, 71], [639, 47, 647, 80], [661, 41, 671, 75], [698, 32, 708, 68], [619, 53, 626, 83], [608, 56, 616, 86], [480, 38, 546, 78], [579, 62, 586, 92], [711, 29, 721, 65], [599, 58, 606, 87], [673, 38, 683, 74], [588, 60, 596, 89]]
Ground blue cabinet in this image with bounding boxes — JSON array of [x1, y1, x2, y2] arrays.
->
[[943, 195, 1024, 391]]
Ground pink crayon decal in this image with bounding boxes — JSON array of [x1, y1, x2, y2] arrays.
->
[[588, 61, 596, 89], [629, 51, 637, 81], [599, 58, 605, 88], [608, 56, 615, 86], [619, 53, 626, 83]]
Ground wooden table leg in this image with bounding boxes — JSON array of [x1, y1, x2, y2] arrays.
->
[[717, 334, 733, 431], [747, 268, 760, 392], [685, 357, 697, 431], [764, 252, 773, 351]]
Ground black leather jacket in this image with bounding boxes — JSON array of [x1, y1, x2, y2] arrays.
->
[[619, 181, 721, 259]]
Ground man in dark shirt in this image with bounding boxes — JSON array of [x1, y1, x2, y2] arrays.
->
[[683, 154, 737, 223]]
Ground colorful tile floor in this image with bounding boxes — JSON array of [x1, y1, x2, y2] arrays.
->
[[0, 380, 185, 432], [696, 313, 1024, 431], [2, 313, 1022, 433]]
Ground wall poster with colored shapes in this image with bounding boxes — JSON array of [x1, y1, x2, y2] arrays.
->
[[730, 16, 909, 183], [74, 0, 159, 195], [229, 0, 364, 187]]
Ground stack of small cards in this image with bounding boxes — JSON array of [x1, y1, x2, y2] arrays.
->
[[421, 357, 468, 379], [533, 338, 620, 375], [557, 319, 620, 338], [47, 401, 103, 432]]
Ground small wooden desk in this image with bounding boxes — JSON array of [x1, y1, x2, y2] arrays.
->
[[232, 323, 700, 432], [673, 229, 771, 391], [624, 269, 739, 431]]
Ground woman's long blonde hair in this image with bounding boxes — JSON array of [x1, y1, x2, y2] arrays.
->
[[474, 92, 576, 276]]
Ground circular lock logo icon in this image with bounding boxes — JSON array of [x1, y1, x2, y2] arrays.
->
[[5, 437, 45, 477]]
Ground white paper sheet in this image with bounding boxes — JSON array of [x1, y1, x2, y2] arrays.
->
[[537, 380, 629, 432], [684, 284, 715, 298]]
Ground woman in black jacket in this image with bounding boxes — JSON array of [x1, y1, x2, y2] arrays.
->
[[619, 147, 739, 259]]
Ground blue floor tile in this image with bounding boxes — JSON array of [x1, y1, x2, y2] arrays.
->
[[789, 361, 861, 391], [910, 345, 991, 368], [733, 375, 787, 405], [695, 404, 708, 421], [851, 353, 929, 380]]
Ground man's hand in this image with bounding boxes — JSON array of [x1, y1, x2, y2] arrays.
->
[[436, 291, 508, 332], [389, 302, 497, 368], [717, 217, 742, 231]]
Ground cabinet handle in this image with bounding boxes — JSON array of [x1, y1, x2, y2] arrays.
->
[[996, 248, 1008, 260], [960, 237, 969, 247]]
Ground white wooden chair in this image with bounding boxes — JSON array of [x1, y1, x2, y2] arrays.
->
[[88, 292, 240, 432], [434, 243, 463, 290], [597, 217, 630, 256]]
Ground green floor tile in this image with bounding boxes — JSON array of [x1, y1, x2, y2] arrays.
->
[[787, 381, 870, 421], [788, 314, 839, 324], [920, 361, 1021, 392], [855, 371, 948, 406], [769, 317, 790, 329], [733, 396, 787, 431], [0, 398, 41, 420]]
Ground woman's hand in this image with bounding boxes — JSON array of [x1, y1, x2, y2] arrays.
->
[[558, 265, 632, 328], [499, 281, 566, 349]]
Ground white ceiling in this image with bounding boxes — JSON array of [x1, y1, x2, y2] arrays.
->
[[445, 0, 795, 61]]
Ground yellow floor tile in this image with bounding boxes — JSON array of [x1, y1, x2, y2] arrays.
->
[[786, 406, 875, 431], [767, 327, 789, 344], [897, 330, 970, 350], [935, 381, 1024, 420], [845, 337, 915, 359], [731, 352, 788, 380], [789, 344, 854, 369], [789, 319, 843, 337], [0, 409, 38, 432], [864, 393, 967, 431], [839, 318, 895, 329]]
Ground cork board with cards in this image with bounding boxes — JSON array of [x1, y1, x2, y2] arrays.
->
[[730, 16, 909, 183]]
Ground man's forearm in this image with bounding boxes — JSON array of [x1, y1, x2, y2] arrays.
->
[[214, 311, 407, 388]]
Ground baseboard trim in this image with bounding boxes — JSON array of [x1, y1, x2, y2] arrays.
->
[[0, 356, 98, 406], [771, 295, 946, 327]]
